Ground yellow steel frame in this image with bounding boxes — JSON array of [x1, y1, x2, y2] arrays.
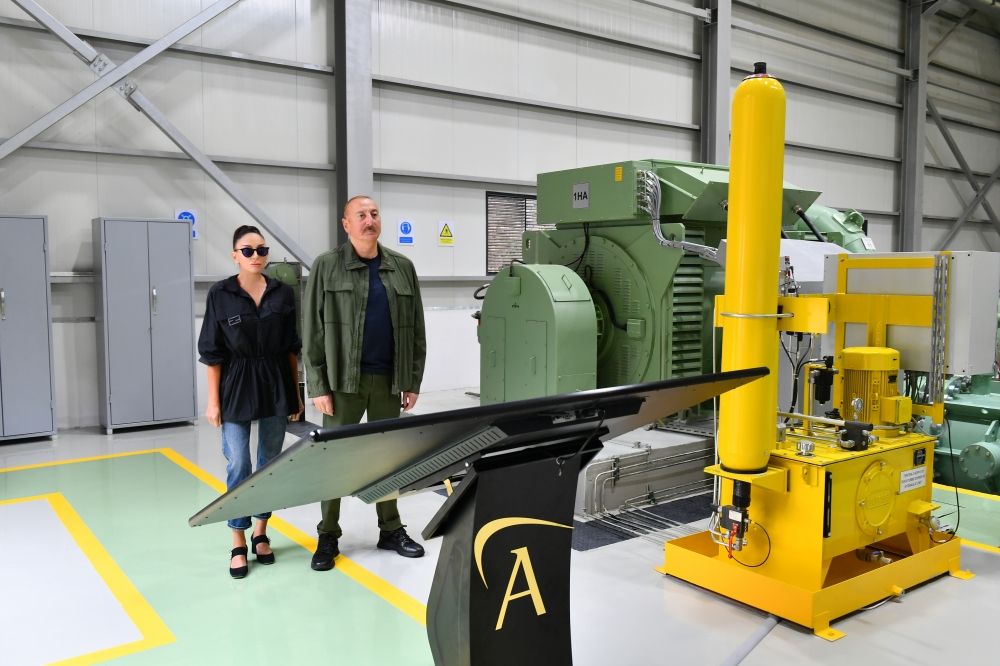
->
[[831, 253, 950, 423]]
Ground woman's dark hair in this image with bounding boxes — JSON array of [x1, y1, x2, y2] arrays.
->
[[233, 225, 263, 248]]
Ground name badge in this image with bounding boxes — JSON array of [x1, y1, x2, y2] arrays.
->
[[227, 315, 242, 326]]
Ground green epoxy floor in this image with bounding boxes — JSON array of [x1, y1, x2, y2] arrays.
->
[[3, 399, 1000, 665], [933, 484, 1000, 549], [1, 452, 433, 665]]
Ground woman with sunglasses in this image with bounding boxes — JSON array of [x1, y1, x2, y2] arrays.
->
[[198, 225, 304, 578]]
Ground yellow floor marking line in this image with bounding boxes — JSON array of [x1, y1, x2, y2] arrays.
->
[[961, 539, 1000, 555], [158, 448, 428, 626], [0, 493, 174, 665], [934, 482, 1000, 503], [2, 448, 428, 627], [0, 449, 161, 474]]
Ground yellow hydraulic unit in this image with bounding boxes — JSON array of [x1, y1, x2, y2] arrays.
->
[[658, 62, 971, 640]]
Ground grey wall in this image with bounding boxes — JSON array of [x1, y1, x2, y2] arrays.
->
[[0, 0, 334, 427], [1, 0, 997, 428]]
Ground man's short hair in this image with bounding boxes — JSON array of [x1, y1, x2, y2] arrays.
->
[[343, 195, 376, 218]]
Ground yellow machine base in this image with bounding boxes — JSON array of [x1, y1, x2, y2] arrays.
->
[[658, 532, 970, 640]]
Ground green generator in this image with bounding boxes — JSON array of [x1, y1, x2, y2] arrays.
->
[[478, 158, 871, 405], [923, 373, 1000, 495]]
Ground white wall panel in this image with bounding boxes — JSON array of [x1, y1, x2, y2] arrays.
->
[[928, 13, 1000, 85], [200, 0, 298, 61], [925, 219, 1000, 252], [373, 177, 487, 277], [202, 59, 301, 162], [453, 9, 519, 96], [93, 0, 202, 43], [785, 86, 898, 159], [576, 39, 631, 116], [0, 29, 98, 145], [0, 150, 99, 272], [51, 322, 99, 428], [452, 99, 519, 180], [628, 123, 696, 162], [421, 309, 480, 392], [377, 0, 454, 86], [923, 172, 974, 219], [925, 123, 1000, 174], [627, 0, 698, 54], [516, 24, 578, 106], [739, 0, 901, 50], [576, 118, 631, 167], [732, 29, 900, 104], [577, 0, 632, 41], [863, 214, 896, 252], [296, 0, 333, 65], [628, 54, 698, 125], [515, 0, 578, 27], [200, 164, 334, 275], [577, 117, 697, 167], [295, 72, 335, 165], [927, 72, 1000, 131], [374, 0, 697, 126], [295, 170, 337, 256], [924, 171, 1000, 222], [785, 149, 896, 213], [95, 48, 206, 154], [0, 1, 93, 27], [516, 108, 577, 179], [375, 88, 456, 174]]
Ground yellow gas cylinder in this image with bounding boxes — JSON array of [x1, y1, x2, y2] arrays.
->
[[716, 62, 786, 473]]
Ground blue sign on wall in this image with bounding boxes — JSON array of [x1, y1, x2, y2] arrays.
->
[[398, 219, 414, 245], [176, 209, 198, 239]]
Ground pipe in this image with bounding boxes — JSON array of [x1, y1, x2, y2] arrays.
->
[[779, 411, 897, 431]]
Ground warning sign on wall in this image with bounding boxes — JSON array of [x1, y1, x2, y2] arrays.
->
[[438, 221, 455, 247]]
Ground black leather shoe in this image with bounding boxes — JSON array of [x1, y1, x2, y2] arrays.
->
[[311, 533, 339, 571], [377, 527, 425, 558], [251, 534, 275, 565], [229, 546, 248, 579]]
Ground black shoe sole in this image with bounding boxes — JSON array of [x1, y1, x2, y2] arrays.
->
[[311, 558, 335, 571], [230, 567, 248, 579], [377, 544, 424, 558]]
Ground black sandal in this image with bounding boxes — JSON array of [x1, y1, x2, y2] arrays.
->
[[230, 546, 249, 579], [251, 535, 275, 565]]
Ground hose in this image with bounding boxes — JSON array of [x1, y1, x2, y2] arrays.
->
[[719, 615, 779, 666], [793, 205, 826, 242]]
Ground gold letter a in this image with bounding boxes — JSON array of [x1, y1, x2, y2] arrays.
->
[[495, 547, 546, 631]]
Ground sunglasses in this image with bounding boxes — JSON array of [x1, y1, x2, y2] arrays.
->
[[237, 246, 270, 258]]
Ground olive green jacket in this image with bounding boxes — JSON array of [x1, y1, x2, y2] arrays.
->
[[303, 242, 426, 397]]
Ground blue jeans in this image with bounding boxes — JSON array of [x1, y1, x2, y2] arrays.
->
[[222, 415, 287, 530]]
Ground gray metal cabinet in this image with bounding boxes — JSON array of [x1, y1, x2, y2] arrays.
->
[[93, 218, 196, 433], [0, 216, 56, 441]]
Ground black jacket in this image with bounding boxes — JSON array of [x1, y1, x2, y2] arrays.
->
[[198, 275, 302, 422]]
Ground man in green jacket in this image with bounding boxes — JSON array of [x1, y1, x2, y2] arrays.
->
[[303, 194, 427, 571]]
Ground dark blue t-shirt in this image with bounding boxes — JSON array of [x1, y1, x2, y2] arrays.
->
[[360, 253, 394, 376]]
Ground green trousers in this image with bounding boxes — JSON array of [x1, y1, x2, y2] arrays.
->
[[317, 374, 403, 538]]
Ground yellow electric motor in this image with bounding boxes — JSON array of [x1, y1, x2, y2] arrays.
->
[[841, 347, 911, 426]]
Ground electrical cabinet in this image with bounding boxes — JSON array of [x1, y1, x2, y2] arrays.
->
[[93, 218, 196, 433], [0, 216, 56, 441]]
